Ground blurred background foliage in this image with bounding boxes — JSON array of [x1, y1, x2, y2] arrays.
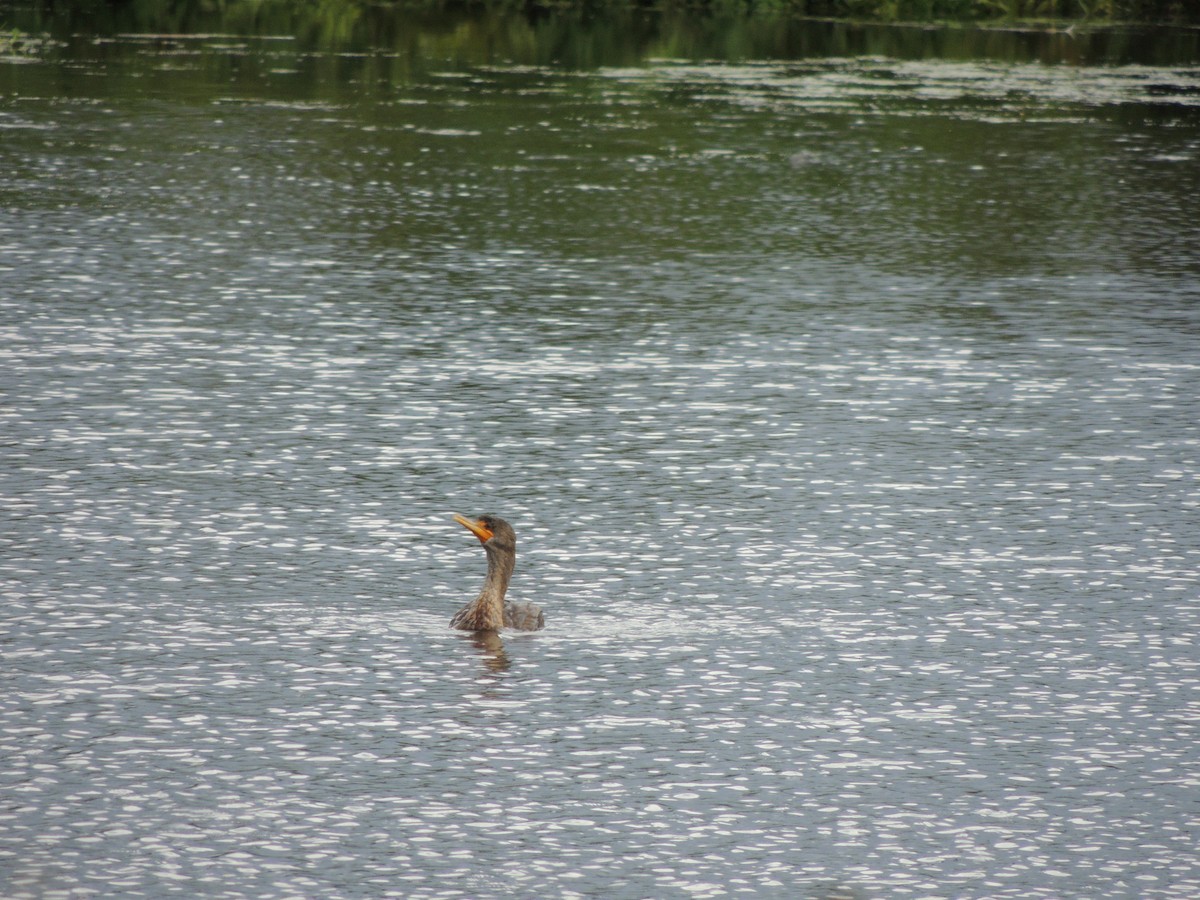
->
[[4, 0, 1198, 32], [2, 0, 1196, 71]]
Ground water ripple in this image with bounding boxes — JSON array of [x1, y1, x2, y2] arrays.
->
[[2, 43, 1199, 900]]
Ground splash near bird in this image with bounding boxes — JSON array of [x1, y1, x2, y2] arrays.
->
[[450, 514, 545, 632]]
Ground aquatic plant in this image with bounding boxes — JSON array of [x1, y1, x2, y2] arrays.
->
[[0, 26, 59, 58]]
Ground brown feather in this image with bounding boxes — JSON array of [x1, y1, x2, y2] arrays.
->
[[450, 514, 544, 632]]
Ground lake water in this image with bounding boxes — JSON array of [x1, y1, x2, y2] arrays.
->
[[2, 10, 1199, 899]]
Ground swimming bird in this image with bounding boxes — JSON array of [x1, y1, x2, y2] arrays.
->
[[450, 514, 545, 632]]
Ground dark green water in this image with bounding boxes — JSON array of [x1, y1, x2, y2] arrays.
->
[[2, 8, 1199, 899]]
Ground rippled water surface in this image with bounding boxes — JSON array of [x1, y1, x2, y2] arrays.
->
[[2, 24, 1199, 899]]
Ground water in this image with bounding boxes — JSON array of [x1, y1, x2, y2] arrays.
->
[[2, 14, 1199, 899]]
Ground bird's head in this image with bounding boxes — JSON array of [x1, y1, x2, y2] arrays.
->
[[453, 513, 516, 554]]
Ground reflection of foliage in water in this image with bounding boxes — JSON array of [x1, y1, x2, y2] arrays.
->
[[3, 0, 1198, 51], [2, 1, 1196, 69]]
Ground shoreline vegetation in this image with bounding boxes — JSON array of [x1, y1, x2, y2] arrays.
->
[[2, 0, 1198, 69], [446, 0, 1196, 24], [3, 0, 1198, 29]]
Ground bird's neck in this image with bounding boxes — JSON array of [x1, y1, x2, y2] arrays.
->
[[465, 545, 514, 631]]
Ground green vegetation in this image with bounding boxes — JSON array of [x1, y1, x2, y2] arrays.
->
[[7, 12, 1182, 77], [648, 0, 1195, 21], [1, 0, 1195, 73], [2, 0, 1197, 29], [362, 0, 1199, 23], [1, 27, 56, 56]]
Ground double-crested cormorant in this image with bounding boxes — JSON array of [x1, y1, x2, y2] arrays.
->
[[450, 514, 545, 632]]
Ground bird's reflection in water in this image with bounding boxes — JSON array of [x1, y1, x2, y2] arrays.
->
[[470, 630, 511, 674]]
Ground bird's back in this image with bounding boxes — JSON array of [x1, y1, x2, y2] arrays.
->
[[503, 601, 545, 632]]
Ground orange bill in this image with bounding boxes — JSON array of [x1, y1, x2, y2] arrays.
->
[[453, 514, 493, 544]]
